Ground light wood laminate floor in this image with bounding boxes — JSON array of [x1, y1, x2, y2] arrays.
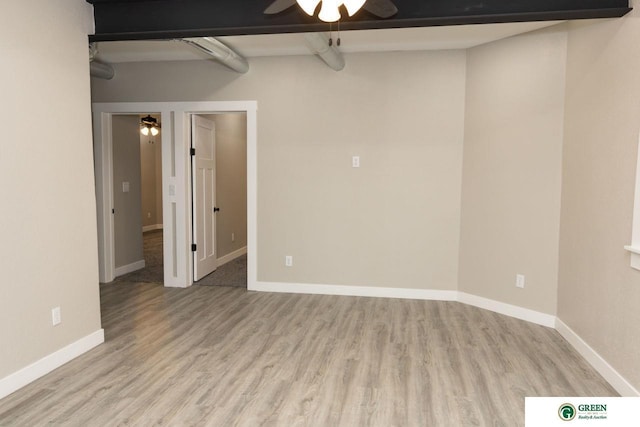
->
[[0, 283, 617, 426]]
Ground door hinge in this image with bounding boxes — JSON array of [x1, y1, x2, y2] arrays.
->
[[112, 208, 115, 214], [190, 148, 196, 156], [191, 243, 197, 252]]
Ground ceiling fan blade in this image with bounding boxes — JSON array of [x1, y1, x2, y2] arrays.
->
[[264, 0, 298, 14], [362, 0, 398, 18]]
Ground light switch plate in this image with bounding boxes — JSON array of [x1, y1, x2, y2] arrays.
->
[[52, 307, 61, 326]]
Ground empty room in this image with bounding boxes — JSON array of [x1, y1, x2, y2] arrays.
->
[[1, 0, 639, 425]]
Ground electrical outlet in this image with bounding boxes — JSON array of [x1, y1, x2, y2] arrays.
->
[[352, 156, 360, 168], [285, 256, 293, 267], [147, 212, 151, 218], [516, 274, 525, 289], [52, 307, 61, 326]]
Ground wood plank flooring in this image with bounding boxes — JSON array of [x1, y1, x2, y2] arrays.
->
[[0, 283, 617, 426]]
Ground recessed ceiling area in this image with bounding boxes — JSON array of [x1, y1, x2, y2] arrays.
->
[[94, 21, 564, 63]]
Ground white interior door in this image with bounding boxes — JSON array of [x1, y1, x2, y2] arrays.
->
[[192, 115, 217, 281]]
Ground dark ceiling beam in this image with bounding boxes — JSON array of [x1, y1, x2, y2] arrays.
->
[[86, 0, 631, 42]]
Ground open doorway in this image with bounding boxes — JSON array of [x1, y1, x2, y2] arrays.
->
[[191, 113, 247, 288], [138, 114, 164, 283], [109, 113, 164, 284]]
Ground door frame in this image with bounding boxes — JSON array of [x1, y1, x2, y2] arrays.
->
[[92, 101, 257, 288]]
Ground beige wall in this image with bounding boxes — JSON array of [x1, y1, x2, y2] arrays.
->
[[559, 8, 640, 389], [140, 115, 163, 228], [92, 51, 467, 290], [202, 113, 248, 258], [458, 27, 567, 315], [112, 116, 144, 269], [0, 0, 101, 379]]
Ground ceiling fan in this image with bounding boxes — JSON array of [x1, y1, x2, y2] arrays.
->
[[264, 0, 398, 22]]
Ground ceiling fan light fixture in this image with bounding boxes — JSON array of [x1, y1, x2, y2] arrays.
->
[[297, 0, 321, 16], [140, 115, 160, 136], [297, 0, 366, 23], [318, 0, 341, 22]]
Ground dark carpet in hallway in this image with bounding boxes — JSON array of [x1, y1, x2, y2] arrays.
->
[[115, 230, 247, 288]]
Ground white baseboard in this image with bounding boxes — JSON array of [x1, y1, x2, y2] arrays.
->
[[0, 329, 104, 400], [251, 281, 458, 301], [115, 259, 145, 277], [142, 224, 163, 233], [556, 319, 640, 397], [251, 282, 554, 327], [217, 246, 247, 267], [458, 292, 556, 328]]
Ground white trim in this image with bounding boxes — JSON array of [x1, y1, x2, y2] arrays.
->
[[625, 133, 640, 270], [556, 319, 640, 397], [246, 107, 258, 293], [172, 111, 191, 288], [93, 112, 115, 283], [623, 245, 640, 255], [217, 246, 247, 267], [0, 329, 104, 400], [142, 224, 163, 232], [92, 101, 257, 114], [457, 292, 556, 328], [114, 259, 145, 277], [251, 281, 458, 301], [623, 246, 640, 270], [251, 283, 554, 327]]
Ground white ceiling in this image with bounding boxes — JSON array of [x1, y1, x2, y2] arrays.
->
[[95, 21, 563, 63]]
